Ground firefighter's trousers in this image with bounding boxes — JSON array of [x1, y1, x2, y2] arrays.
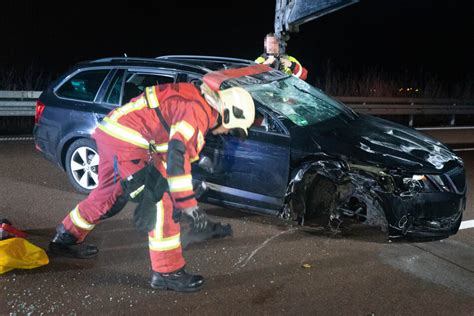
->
[[60, 141, 185, 273]]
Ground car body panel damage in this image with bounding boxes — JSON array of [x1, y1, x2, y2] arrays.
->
[[281, 109, 466, 240], [282, 157, 466, 240]]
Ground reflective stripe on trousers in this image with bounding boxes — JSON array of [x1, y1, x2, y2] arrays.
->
[[148, 192, 185, 273]]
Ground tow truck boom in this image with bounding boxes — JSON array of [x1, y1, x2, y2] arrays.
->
[[274, 0, 359, 53]]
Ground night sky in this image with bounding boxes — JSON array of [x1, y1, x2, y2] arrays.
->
[[1, 0, 473, 84]]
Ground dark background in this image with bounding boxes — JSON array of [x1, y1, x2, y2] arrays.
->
[[0, 0, 473, 87]]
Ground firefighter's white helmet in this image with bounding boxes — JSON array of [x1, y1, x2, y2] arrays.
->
[[201, 83, 255, 136]]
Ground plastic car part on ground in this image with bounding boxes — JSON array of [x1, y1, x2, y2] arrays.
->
[[0, 238, 49, 274]]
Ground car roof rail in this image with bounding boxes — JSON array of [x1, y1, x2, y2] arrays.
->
[[88, 56, 212, 74], [90, 57, 159, 63], [156, 55, 255, 64]]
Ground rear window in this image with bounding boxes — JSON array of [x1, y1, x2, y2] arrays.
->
[[56, 70, 109, 101]]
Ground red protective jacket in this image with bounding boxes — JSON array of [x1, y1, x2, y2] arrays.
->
[[93, 83, 218, 209]]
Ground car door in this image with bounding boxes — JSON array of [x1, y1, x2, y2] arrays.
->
[[193, 106, 291, 214], [92, 68, 177, 127]]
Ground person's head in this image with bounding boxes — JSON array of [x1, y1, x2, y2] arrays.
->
[[200, 82, 255, 137], [264, 33, 280, 55]]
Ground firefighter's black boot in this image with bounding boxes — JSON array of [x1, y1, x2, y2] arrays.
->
[[150, 268, 204, 292], [48, 224, 98, 259]]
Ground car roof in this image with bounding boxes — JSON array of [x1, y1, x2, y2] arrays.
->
[[77, 55, 255, 75]]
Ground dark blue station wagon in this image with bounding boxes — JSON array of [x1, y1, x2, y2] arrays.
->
[[34, 56, 467, 240]]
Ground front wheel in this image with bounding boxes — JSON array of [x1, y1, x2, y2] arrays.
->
[[305, 177, 336, 226], [65, 138, 99, 194]]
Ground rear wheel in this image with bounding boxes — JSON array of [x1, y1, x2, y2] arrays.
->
[[65, 138, 99, 194]]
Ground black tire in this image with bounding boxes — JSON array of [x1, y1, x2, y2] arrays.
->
[[305, 177, 336, 226], [65, 138, 99, 194]]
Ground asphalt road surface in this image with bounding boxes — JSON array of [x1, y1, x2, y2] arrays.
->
[[0, 140, 473, 315]]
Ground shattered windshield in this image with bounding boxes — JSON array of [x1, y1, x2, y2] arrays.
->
[[244, 76, 355, 126]]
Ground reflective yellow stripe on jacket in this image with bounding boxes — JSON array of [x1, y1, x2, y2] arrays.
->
[[255, 55, 303, 78], [98, 117, 150, 149], [170, 121, 195, 141], [97, 91, 167, 151], [109, 97, 147, 120], [145, 86, 160, 108]]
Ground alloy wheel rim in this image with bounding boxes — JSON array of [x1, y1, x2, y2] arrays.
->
[[70, 146, 99, 190]]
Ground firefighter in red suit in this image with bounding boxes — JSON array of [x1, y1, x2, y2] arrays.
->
[[48, 69, 256, 292]]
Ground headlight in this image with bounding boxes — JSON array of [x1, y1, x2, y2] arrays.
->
[[401, 174, 450, 195], [401, 175, 425, 196]]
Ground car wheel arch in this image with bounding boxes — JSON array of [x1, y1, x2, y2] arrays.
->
[[58, 134, 94, 170], [283, 159, 352, 224], [285, 159, 394, 234]]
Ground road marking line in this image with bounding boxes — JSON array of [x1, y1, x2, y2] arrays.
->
[[0, 136, 34, 141], [460, 220, 474, 230], [453, 148, 474, 152], [416, 126, 474, 131]]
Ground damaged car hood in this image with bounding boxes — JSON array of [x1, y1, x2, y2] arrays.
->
[[289, 113, 462, 174]]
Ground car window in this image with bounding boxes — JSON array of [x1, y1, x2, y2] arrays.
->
[[122, 72, 175, 104], [189, 76, 285, 134], [104, 70, 125, 105], [56, 70, 109, 102], [244, 76, 356, 126], [250, 109, 285, 134]]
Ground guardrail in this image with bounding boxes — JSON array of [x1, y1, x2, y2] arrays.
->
[[1, 91, 473, 127], [337, 97, 474, 127], [0, 91, 41, 116]]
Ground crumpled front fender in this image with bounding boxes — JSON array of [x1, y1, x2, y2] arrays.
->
[[282, 159, 351, 222]]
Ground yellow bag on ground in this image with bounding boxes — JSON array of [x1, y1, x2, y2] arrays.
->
[[0, 237, 49, 274]]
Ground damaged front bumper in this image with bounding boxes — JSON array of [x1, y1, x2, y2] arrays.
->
[[384, 192, 465, 239], [283, 159, 467, 240], [377, 166, 466, 239]]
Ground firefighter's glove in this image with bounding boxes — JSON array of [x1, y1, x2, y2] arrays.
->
[[280, 57, 292, 68], [263, 55, 276, 65], [180, 206, 209, 233]]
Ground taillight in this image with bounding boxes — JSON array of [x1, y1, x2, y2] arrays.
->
[[35, 100, 45, 124]]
